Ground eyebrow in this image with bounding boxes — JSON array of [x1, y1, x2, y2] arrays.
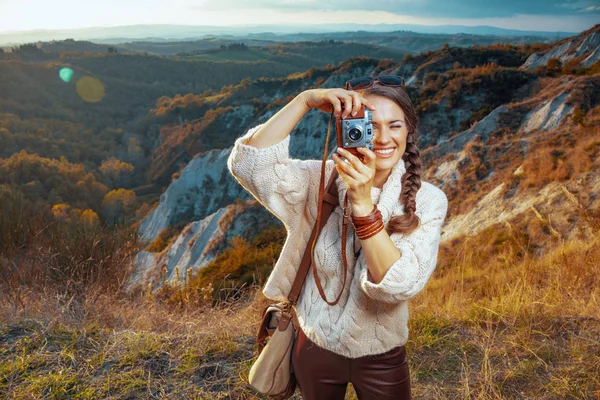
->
[[372, 119, 405, 125]]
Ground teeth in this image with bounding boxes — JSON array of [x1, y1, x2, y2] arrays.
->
[[375, 148, 394, 155]]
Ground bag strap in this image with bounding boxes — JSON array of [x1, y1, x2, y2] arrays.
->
[[287, 166, 338, 305], [288, 111, 348, 307]]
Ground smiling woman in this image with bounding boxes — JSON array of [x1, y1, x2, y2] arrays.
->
[[227, 77, 448, 399]]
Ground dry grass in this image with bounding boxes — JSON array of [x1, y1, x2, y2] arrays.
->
[[409, 230, 600, 399], [2, 214, 598, 399], [1, 150, 600, 399], [0, 286, 273, 399]]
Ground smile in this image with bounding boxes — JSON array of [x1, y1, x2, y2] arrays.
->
[[374, 148, 395, 158]]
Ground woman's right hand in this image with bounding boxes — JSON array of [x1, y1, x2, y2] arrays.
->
[[298, 89, 376, 120]]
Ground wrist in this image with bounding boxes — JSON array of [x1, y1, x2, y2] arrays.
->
[[293, 92, 312, 114], [351, 202, 375, 217]]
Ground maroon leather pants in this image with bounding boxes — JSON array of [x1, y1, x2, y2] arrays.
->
[[291, 326, 411, 400]]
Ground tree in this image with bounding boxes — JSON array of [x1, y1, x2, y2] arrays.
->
[[101, 189, 137, 225], [80, 209, 100, 229], [547, 58, 562, 75], [99, 157, 135, 188], [52, 203, 71, 221]]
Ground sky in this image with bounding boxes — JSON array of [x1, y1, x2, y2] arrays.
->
[[0, 0, 598, 33]]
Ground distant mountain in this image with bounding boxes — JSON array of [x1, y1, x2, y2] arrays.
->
[[252, 30, 558, 55], [3, 32, 561, 60], [0, 23, 577, 47], [22, 38, 407, 62]]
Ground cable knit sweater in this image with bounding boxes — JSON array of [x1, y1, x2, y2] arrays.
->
[[227, 123, 449, 358]]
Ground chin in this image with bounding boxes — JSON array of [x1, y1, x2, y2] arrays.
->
[[376, 159, 398, 171]]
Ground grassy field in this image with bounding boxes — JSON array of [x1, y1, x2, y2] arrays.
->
[[1, 210, 598, 399]]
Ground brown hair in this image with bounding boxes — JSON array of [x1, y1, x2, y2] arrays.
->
[[360, 83, 422, 236]]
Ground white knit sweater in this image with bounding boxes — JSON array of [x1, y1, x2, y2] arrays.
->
[[227, 123, 448, 358]]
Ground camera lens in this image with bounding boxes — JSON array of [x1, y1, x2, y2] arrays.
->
[[348, 127, 362, 141]]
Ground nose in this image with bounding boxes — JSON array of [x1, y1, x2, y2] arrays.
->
[[373, 126, 391, 144]]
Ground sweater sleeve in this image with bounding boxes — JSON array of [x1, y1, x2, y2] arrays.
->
[[358, 187, 448, 303], [227, 123, 313, 228]]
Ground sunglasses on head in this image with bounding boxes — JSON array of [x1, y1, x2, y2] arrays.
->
[[345, 75, 405, 91]]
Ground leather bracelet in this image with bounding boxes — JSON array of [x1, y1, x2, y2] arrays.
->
[[355, 218, 384, 237], [359, 226, 384, 240], [355, 218, 382, 234], [351, 204, 377, 220], [352, 205, 382, 227], [351, 206, 380, 222], [357, 222, 385, 240]]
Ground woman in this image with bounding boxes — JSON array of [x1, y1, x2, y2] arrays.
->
[[227, 76, 448, 400]]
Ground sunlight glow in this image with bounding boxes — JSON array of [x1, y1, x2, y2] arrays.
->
[[59, 67, 74, 83], [76, 76, 106, 103]]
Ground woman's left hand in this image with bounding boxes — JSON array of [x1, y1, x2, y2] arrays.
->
[[332, 146, 378, 217]]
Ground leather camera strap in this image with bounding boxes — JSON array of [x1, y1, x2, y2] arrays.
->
[[287, 111, 351, 308]]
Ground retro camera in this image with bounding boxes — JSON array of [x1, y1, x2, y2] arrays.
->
[[335, 107, 374, 162]]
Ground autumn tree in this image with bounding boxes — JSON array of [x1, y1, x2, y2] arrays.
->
[[80, 209, 100, 229], [101, 189, 137, 225], [52, 204, 71, 221], [547, 58, 562, 76], [99, 157, 135, 188]]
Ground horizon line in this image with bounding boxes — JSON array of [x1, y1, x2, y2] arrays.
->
[[0, 22, 584, 36]]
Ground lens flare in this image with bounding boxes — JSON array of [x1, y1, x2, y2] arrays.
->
[[59, 67, 74, 83], [76, 76, 105, 103]]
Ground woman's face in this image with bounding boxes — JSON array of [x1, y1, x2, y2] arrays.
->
[[363, 94, 409, 186]]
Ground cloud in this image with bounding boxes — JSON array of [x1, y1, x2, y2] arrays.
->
[[196, 0, 600, 18]]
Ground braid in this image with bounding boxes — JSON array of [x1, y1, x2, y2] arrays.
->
[[387, 136, 422, 235]]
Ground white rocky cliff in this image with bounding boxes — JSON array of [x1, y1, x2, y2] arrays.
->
[[522, 26, 600, 69]]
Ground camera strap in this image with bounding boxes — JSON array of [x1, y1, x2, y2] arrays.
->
[[287, 111, 352, 308], [309, 111, 350, 306], [287, 111, 340, 306]]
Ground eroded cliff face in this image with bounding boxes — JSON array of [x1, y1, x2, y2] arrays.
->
[[523, 27, 600, 69], [429, 73, 600, 247], [127, 200, 281, 292], [127, 29, 600, 292]]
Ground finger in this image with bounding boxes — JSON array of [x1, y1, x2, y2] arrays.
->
[[337, 147, 371, 175], [360, 96, 377, 111], [335, 161, 358, 187], [349, 92, 362, 117], [341, 95, 353, 119], [333, 153, 362, 181], [328, 95, 342, 117], [357, 147, 377, 168]]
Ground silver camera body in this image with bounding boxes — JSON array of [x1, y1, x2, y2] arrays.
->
[[340, 109, 374, 150]]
